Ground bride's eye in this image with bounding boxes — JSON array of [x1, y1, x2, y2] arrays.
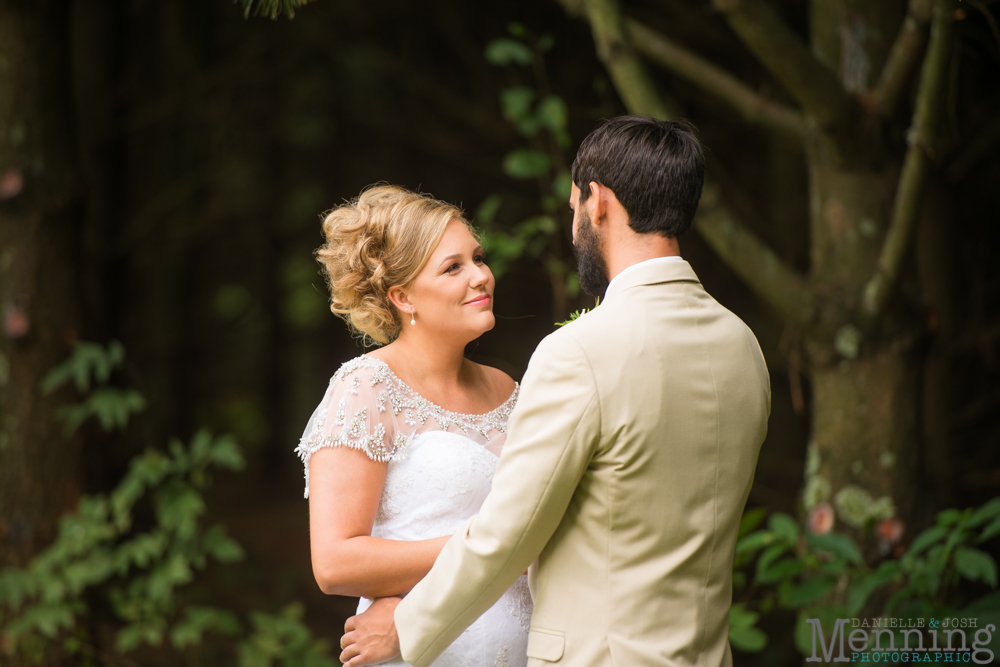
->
[[474, 253, 485, 264], [445, 262, 461, 274]]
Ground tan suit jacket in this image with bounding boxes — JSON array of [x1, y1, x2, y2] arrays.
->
[[395, 259, 770, 667]]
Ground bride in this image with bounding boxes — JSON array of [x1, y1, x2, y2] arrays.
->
[[295, 185, 532, 667]]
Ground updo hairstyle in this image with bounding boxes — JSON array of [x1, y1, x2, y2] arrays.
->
[[316, 185, 471, 345]]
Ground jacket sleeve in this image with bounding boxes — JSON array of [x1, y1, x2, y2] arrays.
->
[[394, 330, 601, 667]]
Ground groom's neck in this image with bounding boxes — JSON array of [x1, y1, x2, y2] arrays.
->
[[604, 227, 681, 283]]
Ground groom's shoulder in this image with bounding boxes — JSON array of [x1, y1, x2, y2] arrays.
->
[[533, 305, 614, 360]]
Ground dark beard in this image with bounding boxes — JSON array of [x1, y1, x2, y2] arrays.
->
[[573, 208, 609, 297]]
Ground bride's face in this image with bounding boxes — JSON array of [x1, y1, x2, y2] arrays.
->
[[402, 219, 495, 342]]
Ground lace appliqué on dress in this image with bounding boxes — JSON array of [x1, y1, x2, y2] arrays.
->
[[375, 466, 414, 524], [503, 577, 533, 631], [295, 355, 518, 499]]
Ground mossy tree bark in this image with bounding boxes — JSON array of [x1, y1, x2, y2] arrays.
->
[[0, 0, 84, 568], [558, 0, 955, 546]]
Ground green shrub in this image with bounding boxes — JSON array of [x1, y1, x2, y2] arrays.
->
[[0, 342, 336, 666], [730, 502, 1000, 655]]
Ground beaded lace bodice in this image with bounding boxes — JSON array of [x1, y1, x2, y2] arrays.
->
[[296, 355, 517, 497], [296, 355, 531, 667]]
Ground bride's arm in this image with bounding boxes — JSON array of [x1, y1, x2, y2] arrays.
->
[[308, 446, 449, 599]]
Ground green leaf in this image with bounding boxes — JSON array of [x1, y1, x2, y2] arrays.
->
[[63, 551, 115, 593], [209, 434, 245, 471], [968, 498, 1000, 527], [111, 450, 171, 529], [0, 568, 37, 609], [907, 524, 949, 560], [729, 624, 767, 652], [565, 273, 580, 300], [757, 558, 805, 585], [552, 170, 572, 201], [39, 577, 67, 604], [155, 480, 206, 541], [485, 39, 532, 66], [807, 531, 864, 565], [780, 576, 837, 608], [979, 516, 1000, 544], [40, 359, 80, 395], [145, 553, 193, 601], [171, 606, 242, 648], [116, 620, 165, 652], [736, 530, 773, 555], [537, 95, 568, 134], [522, 215, 557, 235], [500, 87, 535, 123], [816, 554, 851, 575], [755, 543, 786, 574], [238, 603, 338, 667], [475, 195, 502, 225], [55, 386, 146, 436], [554, 298, 598, 327], [768, 513, 799, 543], [514, 116, 541, 137], [203, 526, 246, 563], [115, 531, 168, 571], [938, 508, 965, 526], [738, 508, 768, 540], [507, 22, 529, 39], [41, 340, 127, 395], [190, 429, 214, 464], [9, 602, 76, 638], [728, 604, 767, 652], [90, 388, 147, 432], [848, 561, 902, 615], [955, 547, 998, 587], [884, 586, 915, 616], [502, 149, 551, 179]]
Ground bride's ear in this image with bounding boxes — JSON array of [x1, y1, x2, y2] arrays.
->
[[387, 286, 413, 315]]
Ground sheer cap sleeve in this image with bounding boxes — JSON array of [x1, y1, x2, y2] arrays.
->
[[295, 355, 520, 498], [294, 357, 405, 498]]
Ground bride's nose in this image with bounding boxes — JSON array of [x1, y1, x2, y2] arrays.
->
[[469, 262, 489, 288]]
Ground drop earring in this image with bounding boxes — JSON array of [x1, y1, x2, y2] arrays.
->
[[410, 310, 416, 326]]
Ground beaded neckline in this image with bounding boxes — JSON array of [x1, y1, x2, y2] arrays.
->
[[360, 354, 518, 424]]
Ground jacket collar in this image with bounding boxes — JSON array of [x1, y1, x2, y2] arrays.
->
[[602, 258, 701, 303]]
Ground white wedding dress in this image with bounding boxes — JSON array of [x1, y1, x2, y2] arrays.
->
[[296, 355, 532, 667]]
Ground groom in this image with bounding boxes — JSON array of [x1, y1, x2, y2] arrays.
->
[[340, 115, 770, 667]]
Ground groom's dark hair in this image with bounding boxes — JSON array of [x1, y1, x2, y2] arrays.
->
[[571, 115, 704, 238]]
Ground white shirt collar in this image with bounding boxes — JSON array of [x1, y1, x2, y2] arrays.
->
[[604, 256, 684, 296]]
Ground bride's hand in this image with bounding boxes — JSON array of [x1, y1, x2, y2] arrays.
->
[[340, 596, 402, 667]]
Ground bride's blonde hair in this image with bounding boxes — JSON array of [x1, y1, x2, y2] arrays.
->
[[317, 184, 471, 345]]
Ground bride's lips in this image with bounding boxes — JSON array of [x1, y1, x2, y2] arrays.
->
[[464, 294, 491, 306]]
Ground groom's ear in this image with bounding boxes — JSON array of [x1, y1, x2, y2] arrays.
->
[[589, 181, 609, 226]]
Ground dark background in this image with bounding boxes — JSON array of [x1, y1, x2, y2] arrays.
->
[[1, 0, 999, 664]]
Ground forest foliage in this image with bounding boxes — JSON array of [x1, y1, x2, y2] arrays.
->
[[0, 343, 337, 666], [1, 0, 999, 665]]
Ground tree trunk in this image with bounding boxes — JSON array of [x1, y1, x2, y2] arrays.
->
[[804, 343, 922, 536], [0, 0, 83, 568], [800, 157, 924, 533], [800, 0, 926, 539]]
